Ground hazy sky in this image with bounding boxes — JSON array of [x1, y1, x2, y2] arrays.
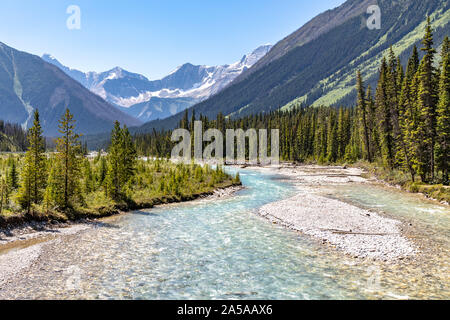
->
[[0, 0, 345, 79]]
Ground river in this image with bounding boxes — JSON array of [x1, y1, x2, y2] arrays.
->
[[0, 168, 448, 300]]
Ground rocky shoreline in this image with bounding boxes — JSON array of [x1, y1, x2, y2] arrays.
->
[[0, 185, 243, 248], [0, 184, 243, 288], [252, 165, 417, 261]]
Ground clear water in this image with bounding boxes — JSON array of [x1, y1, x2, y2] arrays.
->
[[1, 168, 449, 300]]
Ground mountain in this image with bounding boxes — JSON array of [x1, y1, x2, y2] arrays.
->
[[135, 0, 449, 133], [117, 97, 197, 122], [42, 44, 272, 123], [234, 0, 375, 82], [0, 42, 141, 136]]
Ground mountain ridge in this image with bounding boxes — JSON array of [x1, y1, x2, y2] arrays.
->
[[0, 42, 141, 136], [134, 0, 449, 135], [43, 44, 272, 123], [235, 0, 375, 83]]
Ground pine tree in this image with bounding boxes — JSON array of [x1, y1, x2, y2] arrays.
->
[[122, 125, 137, 183], [82, 159, 94, 194], [398, 46, 420, 182], [336, 107, 347, 160], [7, 160, 19, 190], [106, 122, 123, 199], [106, 122, 137, 200], [97, 156, 107, 187], [387, 48, 404, 168], [376, 58, 395, 168], [436, 36, 449, 184], [416, 17, 438, 182], [366, 85, 379, 159], [43, 156, 64, 210], [326, 111, 338, 163], [356, 70, 372, 162], [55, 109, 82, 209], [0, 176, 6, 215], [17, 110, 47, 214]]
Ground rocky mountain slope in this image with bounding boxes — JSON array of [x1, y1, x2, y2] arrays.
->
[[136, 0, 449, 133], [0, 42, 141, 136], [43, 44, 272, 123]]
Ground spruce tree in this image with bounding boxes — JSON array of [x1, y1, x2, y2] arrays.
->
[[336, 107, 347, 160], [326, 111, 338, 163], [7, 160, 19, 190], [436, 36, 449, 184], [122, 125, 137, 183], [398, 47, 420, 182], [0, 176, 6, 215], [106, 122, 123, 200], [17, 110, 47, 213], [97, 156, 107, 187], [43, 156, 64, 210], [416, 17, 438, 182], [55, 109, 82, 209], [376, 58, 395, 168], [356, 70, 372, 162], [106, 122, 137, 200], [366, 85, 379, 159]]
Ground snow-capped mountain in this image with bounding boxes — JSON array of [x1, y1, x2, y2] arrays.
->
[[0, 43, 141, 137], [42, 44, 272, 123]]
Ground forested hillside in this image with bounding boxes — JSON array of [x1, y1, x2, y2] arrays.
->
[[135, 0, 449, 134], [133, 24, 449, 198]]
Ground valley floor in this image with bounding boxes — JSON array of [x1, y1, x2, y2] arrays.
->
[[0, 165, 448, 299]]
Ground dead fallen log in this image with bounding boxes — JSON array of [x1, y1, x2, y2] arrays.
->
[[320, 228, 398, 236]]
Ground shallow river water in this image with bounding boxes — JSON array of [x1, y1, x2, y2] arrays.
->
[[1, 168, 449, 300]]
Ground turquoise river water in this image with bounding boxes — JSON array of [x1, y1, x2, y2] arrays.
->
[[1, 168, 449, 299]]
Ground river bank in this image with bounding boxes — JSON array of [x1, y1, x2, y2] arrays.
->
[[0, 184, 243, 289], [0, 184, 242, 246], [0, 166, 448, 299], [351, 161, 450, 205], [244, 165, 422, 261]]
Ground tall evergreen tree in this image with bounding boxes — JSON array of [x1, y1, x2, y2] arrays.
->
[[122, 125, 137, 183], [366, 85, 379, 159], [436, 36, 450, 184], [398, 46, 420, 182], [0, 175, 6, 215], [376, 58, 395, 168], [7, 159, 19, 190], [356, 70, 372, 162], [43, 156, 64, 210], [55, 109, 82, 209], [106, 122, 137, 200], [17, 110, 47, 213], [416, 17, 438, 182], [326, 111, 338, 163]]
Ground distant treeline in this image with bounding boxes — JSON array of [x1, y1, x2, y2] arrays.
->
[[0, 109, 236, 218], [0, 120, 28, 151], [134, 21, 449, 185]]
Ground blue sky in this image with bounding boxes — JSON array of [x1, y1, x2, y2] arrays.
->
[[0, 0, 345, 79]]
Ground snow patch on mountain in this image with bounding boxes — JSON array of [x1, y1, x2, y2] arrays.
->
[[42, 44, 272, 122]]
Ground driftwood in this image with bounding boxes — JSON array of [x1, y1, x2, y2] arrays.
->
[[290, 174, 362, 178], [320, 228, 398, 236]]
